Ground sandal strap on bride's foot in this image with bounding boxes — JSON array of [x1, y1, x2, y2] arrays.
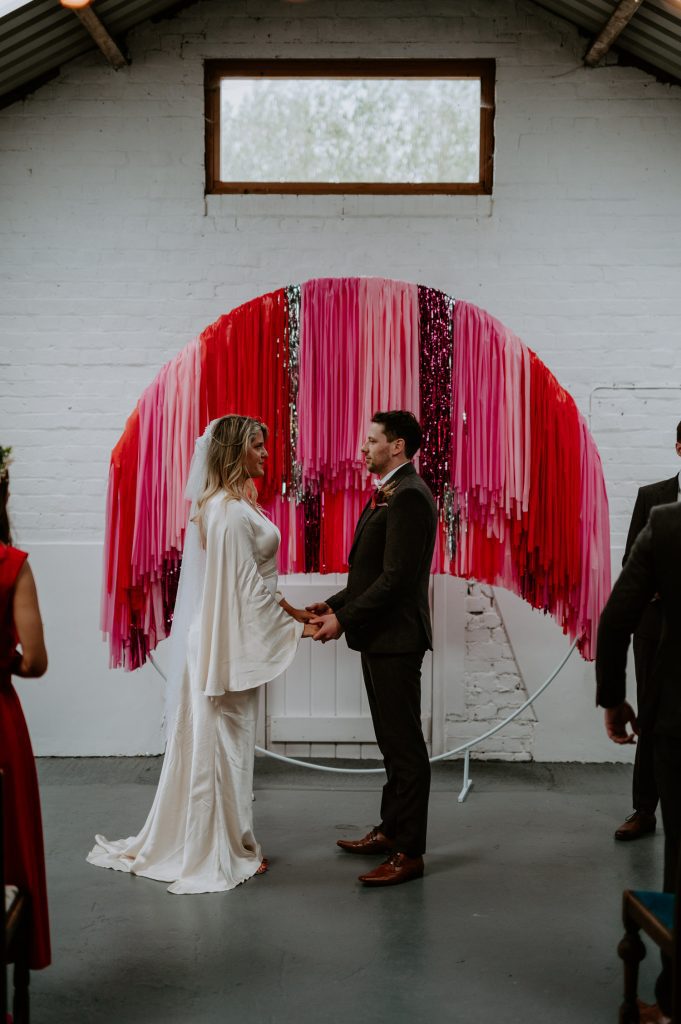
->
[[255, 857, 269, 875]]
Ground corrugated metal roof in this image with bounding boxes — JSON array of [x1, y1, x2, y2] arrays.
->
[[0, 0, 680, 109], [0, 0, 193, 107], [534, 0, 681, 83]]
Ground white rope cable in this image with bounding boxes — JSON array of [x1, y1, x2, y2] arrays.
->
[[148, 638, 577, 775]]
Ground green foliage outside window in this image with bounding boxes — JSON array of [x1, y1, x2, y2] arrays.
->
[[220, 78, 480, 184]]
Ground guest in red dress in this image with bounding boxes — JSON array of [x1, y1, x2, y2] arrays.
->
[[0, 448, 51, 970]]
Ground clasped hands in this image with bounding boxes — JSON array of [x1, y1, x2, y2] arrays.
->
[[290, 602, 343, 643]]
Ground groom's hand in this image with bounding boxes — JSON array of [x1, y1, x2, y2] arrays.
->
[[306, 601, 332, 616], [310, 613, 343, 643]]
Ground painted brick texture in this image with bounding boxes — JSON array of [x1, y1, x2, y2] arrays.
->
[[1, 0, 680, 759]]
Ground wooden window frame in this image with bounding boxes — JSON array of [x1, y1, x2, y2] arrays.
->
[[204, 58, 495, 196]]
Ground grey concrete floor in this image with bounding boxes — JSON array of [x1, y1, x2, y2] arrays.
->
[[28, 758, 665, 1024]]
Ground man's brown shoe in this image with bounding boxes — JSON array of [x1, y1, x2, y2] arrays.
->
[[337, 828, 394, 855], [637, 1000, 671, 1024], [615, 811, 656, 841], [358, 852, 424, 887]]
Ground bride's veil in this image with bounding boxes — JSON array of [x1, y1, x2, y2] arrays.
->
[[162, 421, 216, 731]]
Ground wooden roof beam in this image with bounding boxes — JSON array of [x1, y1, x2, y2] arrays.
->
[[66, 3, 128, 71], [584, 0, 645, 66]]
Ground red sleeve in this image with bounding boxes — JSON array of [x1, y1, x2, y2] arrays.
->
[[0, 544, 28, 591], [0, 545, 29, 660]]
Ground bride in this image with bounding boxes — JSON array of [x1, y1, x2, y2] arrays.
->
[[88, 415, 316, 893]]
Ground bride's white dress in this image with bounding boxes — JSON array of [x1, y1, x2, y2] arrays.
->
[[88, 496, 303, 894]]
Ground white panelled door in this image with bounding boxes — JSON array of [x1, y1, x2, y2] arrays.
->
[[266, 573, 466, 760]]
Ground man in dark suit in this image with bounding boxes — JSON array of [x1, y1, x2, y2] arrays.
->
[[614, 423, 681, 841], [309, 410, 438, 887], [597, 501, 681, 1022]]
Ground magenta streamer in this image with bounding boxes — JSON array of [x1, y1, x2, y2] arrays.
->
[[302, 490, 321, 573], [418, 286, 455, 503]]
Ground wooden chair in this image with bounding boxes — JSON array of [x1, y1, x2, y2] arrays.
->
[[619, 881, 681, 1023], [1, 770, 30, 1024]]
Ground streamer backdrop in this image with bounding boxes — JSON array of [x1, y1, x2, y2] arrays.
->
[[101, 277, 610, 671]]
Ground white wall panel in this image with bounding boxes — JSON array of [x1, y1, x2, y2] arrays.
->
[[267, 576, 434, 758]]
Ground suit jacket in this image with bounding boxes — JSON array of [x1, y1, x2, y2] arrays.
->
[[624, 475, 678, 563], [596, 502, 681, 736], [623, 475, 678, 640], [326, 463, 438, 655]]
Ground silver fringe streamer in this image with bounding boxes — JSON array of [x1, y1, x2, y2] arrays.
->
[[285, 284, 304, 502], [445, 293, 459, 558]]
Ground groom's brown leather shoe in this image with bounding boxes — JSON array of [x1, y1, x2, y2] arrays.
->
[[337, 828, 394, 855], [358, 852, 424, 886], [637, 1000, 671, 1024], [614, 811, 656, 841]]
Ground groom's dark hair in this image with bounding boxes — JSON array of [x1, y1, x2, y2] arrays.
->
[[372, 410, 422, 459]]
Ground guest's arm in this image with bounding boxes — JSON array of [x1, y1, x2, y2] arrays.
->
[[11, 561, 48, 678], [596, 519, 657, 711]]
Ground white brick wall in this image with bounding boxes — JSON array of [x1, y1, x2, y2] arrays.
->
[[1, 0, 680, 758], [456, 583, 536, 761]]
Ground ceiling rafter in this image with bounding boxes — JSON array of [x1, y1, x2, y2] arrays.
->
[[1, 0, 680, 110], [584, 0, 646, 66], [69, 3, 128, 71]]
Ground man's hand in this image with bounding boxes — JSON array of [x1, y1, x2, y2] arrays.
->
[[310, 612, 343, 643], [604, 702, 640, 744], [306, 601, 333, 616]]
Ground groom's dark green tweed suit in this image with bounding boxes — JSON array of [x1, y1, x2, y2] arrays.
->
[[326, 462, 438, 857]]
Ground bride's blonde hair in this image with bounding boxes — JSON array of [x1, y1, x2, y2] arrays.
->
[[193, 415, 268, 538]]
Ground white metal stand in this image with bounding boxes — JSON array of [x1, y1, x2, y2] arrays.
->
[[458, 749, 474, 803], [149, 639, 577, 802]]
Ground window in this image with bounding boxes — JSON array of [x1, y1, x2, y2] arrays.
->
[[205, 59, 495, 195]]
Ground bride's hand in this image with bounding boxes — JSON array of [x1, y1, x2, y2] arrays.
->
[[292, 606, 315, 624], [302, 622, 318, 638], [306, 601, 332, 616], [279, 598, 314, 623]]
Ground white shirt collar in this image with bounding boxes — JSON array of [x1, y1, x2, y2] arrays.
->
[[376, 463, 409, 489]]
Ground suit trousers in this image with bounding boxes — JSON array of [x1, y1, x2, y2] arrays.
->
[[360, 651, 431, 858], [631, 627, 660, 816], [651, 734, 681, 1015]]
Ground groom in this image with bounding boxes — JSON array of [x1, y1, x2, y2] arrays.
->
[[310, 410, 438, 887]]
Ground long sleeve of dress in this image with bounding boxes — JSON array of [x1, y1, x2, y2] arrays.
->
[[194, 499, 303, 695]]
